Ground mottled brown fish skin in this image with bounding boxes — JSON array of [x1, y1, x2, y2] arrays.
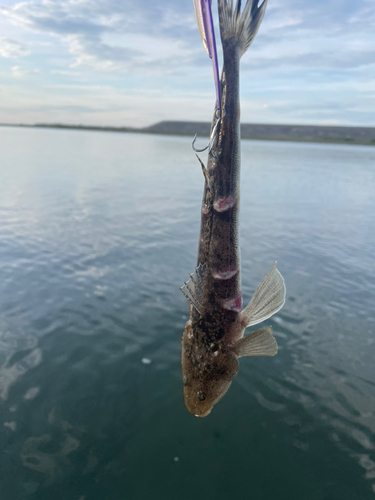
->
[[182, 319, 239, 417], [182, 41, 243, 417]]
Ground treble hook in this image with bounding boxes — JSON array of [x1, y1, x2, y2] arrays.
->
[[192, 109, 220, 157]]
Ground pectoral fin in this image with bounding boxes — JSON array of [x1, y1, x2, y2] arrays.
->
[[231, 327, 278, 357], [240, 263, 286, 327], [180, 264, 206, 314]]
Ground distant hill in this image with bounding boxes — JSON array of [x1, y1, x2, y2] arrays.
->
[[144, 121, 375, 145], [2, 121, 374, 146]]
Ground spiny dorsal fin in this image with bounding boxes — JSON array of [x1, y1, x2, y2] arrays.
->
[[231, 326, 278, 357], [218, 0, 268, 57], [180, 264, 206, 314], [240, 263, 286, 327]]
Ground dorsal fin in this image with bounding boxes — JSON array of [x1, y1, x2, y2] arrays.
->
[[180, 264, 206, 314]]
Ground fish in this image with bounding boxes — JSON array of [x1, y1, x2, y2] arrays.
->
[[180, 0, 286, 417]]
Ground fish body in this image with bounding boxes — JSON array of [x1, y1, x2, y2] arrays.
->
[[181, 0, 286, 417]]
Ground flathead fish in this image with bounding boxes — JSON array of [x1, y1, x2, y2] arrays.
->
[[180, 0, 286, 417]]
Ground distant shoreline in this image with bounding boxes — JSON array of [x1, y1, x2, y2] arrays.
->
[[1, 121, 375, 146]]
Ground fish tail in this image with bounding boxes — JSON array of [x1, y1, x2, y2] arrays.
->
[[218, 0, 268, 57]]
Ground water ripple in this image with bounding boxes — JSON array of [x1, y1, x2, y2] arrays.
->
[[1, 128, 375, 499]]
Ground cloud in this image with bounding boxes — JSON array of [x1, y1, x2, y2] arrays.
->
[[241, 0, 375, 72], [1, 0, 374, 76], [11, 66, 39, 77], [0, 38, 29, 58], [0, 0, 198, 73], [65, 34, 141, 71], [0, 0, 374, 126], [0, 82, 220, 126]]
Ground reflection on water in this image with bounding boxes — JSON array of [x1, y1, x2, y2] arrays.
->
[[21, 408, 80, 477], [0, 320, 42, 401], [0, 126, 374, 499]]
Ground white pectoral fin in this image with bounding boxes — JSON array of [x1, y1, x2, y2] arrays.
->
[[241, 263, 286, 327], [180, 264, 206, 315], [232, 327, 278, 358]]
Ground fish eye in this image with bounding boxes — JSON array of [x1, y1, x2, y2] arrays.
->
[[197, 391, 206, 401]]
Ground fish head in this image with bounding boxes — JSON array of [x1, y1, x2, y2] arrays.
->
[[182, 322, 239, 417]]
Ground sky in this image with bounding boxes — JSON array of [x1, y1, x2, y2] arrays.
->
[[0, 0, 374, 127]]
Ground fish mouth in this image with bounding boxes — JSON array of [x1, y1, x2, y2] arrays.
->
[[195, 408, 212, 418]]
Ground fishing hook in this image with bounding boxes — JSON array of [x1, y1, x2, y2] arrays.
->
[[192, 109, 220, 158]]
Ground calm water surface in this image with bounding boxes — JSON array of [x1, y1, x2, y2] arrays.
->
[[0, 126, 374, 500]]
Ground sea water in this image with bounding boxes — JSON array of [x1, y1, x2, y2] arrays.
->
[[0, 126, 374, 500]]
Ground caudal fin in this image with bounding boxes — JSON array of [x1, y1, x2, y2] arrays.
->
[[218, 0, 268, 57]]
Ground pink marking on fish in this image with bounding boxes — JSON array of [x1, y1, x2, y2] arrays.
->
[[223, 294, 242, 313], [202, 204, 209, 215], [213, 195, 236, 212], [212, 268, 238, 280]]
